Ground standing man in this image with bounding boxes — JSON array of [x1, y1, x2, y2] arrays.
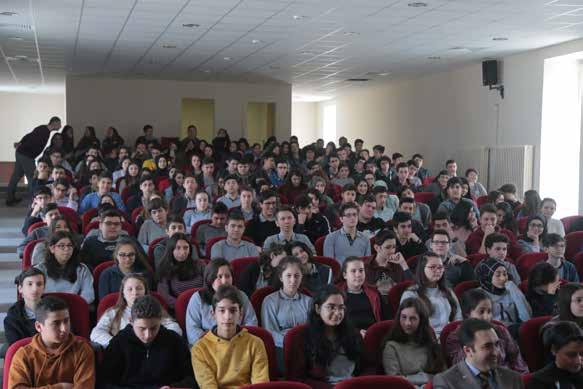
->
[[7, 116, 61, 205]]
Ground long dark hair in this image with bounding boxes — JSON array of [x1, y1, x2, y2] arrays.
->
[[158, 233, 202, 281], [259, 242, 286, 281], [113, 237, 152, 274], [522, 190, 542, 218], [384, 298, 445, 373], [44, 230, 81, 283], [496, 202, 518, 234], [520, 215, 547, 242], [558, 283, 583, 326], [200, 258, 233, 305], [306, 285, 362, 368], [413, 253, 458, 321]]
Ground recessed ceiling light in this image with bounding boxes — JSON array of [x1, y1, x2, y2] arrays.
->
[[408, 2, 428, 7], [182, 23, 200, 28], [162, 44, 177, 49], [293, 15, 307, 20], [378, 72, 391, 76], [428, 56, 441, 60], [492, 37, 508, 41], [203, 69, 212, 73], [0, 11, 18, 16], [251, 39, 263, 44], [343, 31, 359, 36], [223, 56, 231, 61]]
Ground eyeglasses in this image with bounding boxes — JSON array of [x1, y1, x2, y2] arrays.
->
[[432, 240, 450, 245], [426, 265, 445, 271], [118, 252, 136, 258], [322, 304, 346, 312], [342, 212, 358, 218], [530, 223, 544, 228], [54, 244, 74, 250]]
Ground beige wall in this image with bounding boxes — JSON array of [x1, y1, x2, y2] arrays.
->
[[336, 37, 583, 192], [292, 102, 319, 145], [65, 77, 291, 145], [0, 91, 66, 162]]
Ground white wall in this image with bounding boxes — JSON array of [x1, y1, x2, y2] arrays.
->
[[66, 77, 292, 145], [291, 102, 318, 145], [336, 37, 583, 201], [0, 91, 66, 162]]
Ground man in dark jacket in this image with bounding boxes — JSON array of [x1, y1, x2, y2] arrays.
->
[[7, 116, 61, 205], [244, 190, 278, 245], [293, 195, 331, 243], [101, 295, 197, 389]]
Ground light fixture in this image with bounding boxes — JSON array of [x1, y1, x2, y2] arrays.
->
[[343, 31, 359, 36], [293, 15, 306, 20], [408, 2, 428, 7], [251, 39, 262, 44], [301, 51, 315, 55], [162, 44, 177, 49], [182, 23, 200, 28], [0, 11, 18, 16], [223, 56, 231, 61], [378, 72, 391, 76], [203, 69, 212, 73], [492, 37, 508, 41]]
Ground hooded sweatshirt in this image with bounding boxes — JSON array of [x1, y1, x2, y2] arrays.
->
[[8, 333, 95, 389]]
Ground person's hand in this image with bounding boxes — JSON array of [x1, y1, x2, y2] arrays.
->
[[449, 254, 468, 264], [388, 252, 407, 266], [297, 212, 307, 224], [409, 233, 421, 244], [256, 246, 263, 254], [360, 329, 367, 338], [31, 200, 42, 216], [548, 279, 562, 295], [483, 224, 496, 237]]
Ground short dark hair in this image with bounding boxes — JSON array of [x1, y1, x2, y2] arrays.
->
[[460, 289, 491, 319], [340, 202, 359, 217], [412, 153, 424, 160], [34, 186, 52, 197], [36, 295, 68, 324], [542, 233, 565, 248], [431, 229, 450, 241], [49, 116, 61, 124], [527, 262, 558, 294], [147, 198, 167, 213], [212, 202, 229, 215], [98, 172, 113, 181], [543, 321, 583, 352], [294, 195, 311, 209], [373, 145, 385, 153], [480, 203, 497, 215], [341, 184, 357, 194], [484, 233, 509, 249], [373, 186, 388, 195], [227, 210, 246, 223], [458, 318, 494, 347], [224, 174, 239, 184], [139, 175, 154, 185], [446, 176, 463, 190], [53, 178, 70, 189], [499, 184, 517, 194], [396, 162, 408, 171], [143, 124, 153, 132], [392, 153, 404, 160], [362, 194, 376, 204], [392, 211, 411, 226], [100, 208, 122, 220], [212, 284, 242, 309], [374, 229, 397, 246], [167, 214, 185, 227], [276, 205, 294, 218], [446, 159, 456, 166], [258, 190, 277, 203], [202, 157, 215, 166], [131, 295, 162, 321], [42, 203, 59, 215], [15, 267, 46, 287], [433, 211, 450, 222]]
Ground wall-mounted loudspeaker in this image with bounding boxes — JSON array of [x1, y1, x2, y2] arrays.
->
[[482, 60, 499, 86]]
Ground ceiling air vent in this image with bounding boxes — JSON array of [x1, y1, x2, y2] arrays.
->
[[346, 78, 369, 82], [0, 23, 32, 30]]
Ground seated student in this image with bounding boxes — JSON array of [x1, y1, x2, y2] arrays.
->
[[310, 176, 335, 206], [437, 177, 480, 218], [433, 318, 523, 389], [291, 285, 363, 386], [51, 178, 78, 211], [183, 190, 212, 230], [428, 212, 467, 256], [387, 162, 418, 193], [216, 174, 241, 208], [164, 169, 185, 203], [445, 288, 529, 374], [231, 185, 256, 221], [291, 241, 333, 293], [153, 214, 199, 269], [31, 216, 83, 266], [526, 262, 560, 318], [484, 233, 522, 284], [401, 252, 462, 337], [392, 211, 426, 259], [294, 194, 331, 243], [263, 206, 315, 252], [126, 175, 157, 216], [8, 295, 95, 388], [157, 233, 206, 310], [475, 258, 531, 336], [192, 284, 269, 388], [324, 202, 371, 264], [496, 201, 519, 235], [18, 203, 61, 258], [262, 257, 312, 367], [532, 322, 583, 389], [79, 172, 126, 214], [373, 185, 399, 222], [35, 230, 94, 304], [171, 174, 198, 214], [279, 169, 309, 205], [186, 258, 257, 346], [245, 190, 279, 245], [466, 204, 518, 255], [499, 183, 522, 211], [269, 158, 289, 187], [196, 202, 228, 254], [540, 197, 565, 237], [356, 194, 386, 238], [99, 237, 154, 300], [542, 283, 583, 337], [399, 187, 432, 230], [429, 229, 475, 288], [218, 152, 239, 180], [396, 197, 428, 240], [202, 157, 218, 198], [327, 183, 358, 227], [236, 155, 254, 187], [331, 162, 354, 188], [101, 295, 196, 389], [465, 168, 487, 198], [137, 198, 168, 248], [92, 274, 181, 348], [382, 298, 445, 387], [517, 215, 546, 254], [21, 186, 53, 235], [339, 256, 382, 334], [211, 211, 260, 261], [239, 243, 287, 296], [4, 268, 45, 351]]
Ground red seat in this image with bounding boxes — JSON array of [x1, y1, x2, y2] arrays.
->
[[84, 220, 135, 236], [453, 280, 479, 300], [467, 253, 488, 268], [566, 231, 583, 259], [231, 256, 259, 285], [244, 325, 279, 380], [147, 236, 166, 266], [517, 217, 528, 235], [190, 219, 211, 242], [476, 195, 489, 208], [516, 252, 548, 280], [573, 252, 583, 280], [313, 256, 340, 280], [174, 288, 202, 333], [45, 292, 90, 339], [22, 239, 43, 270], [440, 321, 463, 367], [27, 221, 46, 235], [519, 315, 552, 371], [522, 373, 533, 385], [81, 208, 98, 232], [57, 206, 80, 232], [425, 382, 433, 389], [315, 236, 325, 256], [387, 280, 415, 313], [251, 286, 277, 323], [96, 291, 169, 321], [156, 177, 171, 192], [413, 192, 435, 205], [362, 320, 395, 374], [240, 382, 311, 389], [131, 206, 144, 224], [406, 255, 421, 272], [422, 176, 435, 186], [283, 324, 309, 382], [92, 260, 115, 299], [335, 376, 415, 389], [561, 215, 583, 233], [121, 187, 132, 204]]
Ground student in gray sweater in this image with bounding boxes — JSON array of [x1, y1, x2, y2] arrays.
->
[[196, 202, 228, 255], [262, 206, 315, 254], [137, 198, 168, 249], [34, 230, 94, 304], [185, 258, 257, 346], [210, 211, 260, 261]]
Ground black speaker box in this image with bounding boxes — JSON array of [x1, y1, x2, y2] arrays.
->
[[482, 60, 499, 86]]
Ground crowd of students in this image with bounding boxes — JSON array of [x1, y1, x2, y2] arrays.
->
[[4, 118, 583, 388]]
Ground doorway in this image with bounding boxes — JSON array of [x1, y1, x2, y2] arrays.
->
[[181, 98, 215, 142], [246, 102, 275, 146]]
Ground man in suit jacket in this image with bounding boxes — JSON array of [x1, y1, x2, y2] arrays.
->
[[433, 318, 524, 389]]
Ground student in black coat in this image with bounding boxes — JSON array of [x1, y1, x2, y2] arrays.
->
[[526, 262, 560, 317], [101, 295, 197, 389]]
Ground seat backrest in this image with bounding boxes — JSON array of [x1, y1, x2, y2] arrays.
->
[[439, 320, 462, 366], [413, 191, 435, 204], [476, 196, 489, 208], [82, 208, 98, 231], [566, 231, 583, 259], [251, 286, 277, 323], [92, 260, 115, 298], [387, 280, 415, 313], [244, 325, 279, 380], [3, 337, 33, 389], [362, 320, 395, 373], [516, 252, 548, 280], [240, 382, 311, 389], [22, 239, 44, 270], [147, 236, 166, 265], [175, 288, 202, 332], [312, 256, 340, 280], [83, 220, 100, 235], [283, 324, 308, 381], [57, 206, 80, 232], [131, 206, 144, 224], [467, 253, 488, 268], [453, 280, 480, 300], [45, 292, 90, 339], [206, 236, 227, 258], [517, 216, 529, 235], [190, 219, 211, 241], [314, 236, 325, 256], [27, 221, 46, 235], [121, 187, 132, 204], [519, 315, 552, 371], [231, 256, 259, 285], [573, 252, 583, 280], [335, 375, 416, 389], [561, 215, 583, 233]]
